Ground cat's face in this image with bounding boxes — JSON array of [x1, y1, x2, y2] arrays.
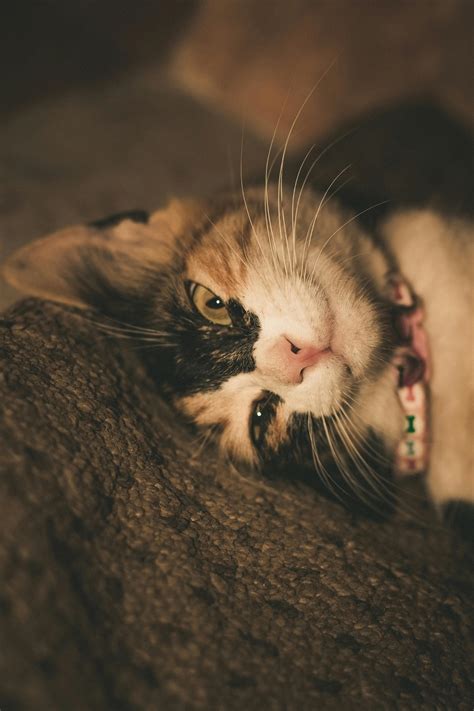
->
[[155, 188, 392, 465], [3, 186, 394, 469]]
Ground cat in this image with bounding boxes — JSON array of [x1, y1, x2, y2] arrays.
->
[[2, 174, 473, 518]]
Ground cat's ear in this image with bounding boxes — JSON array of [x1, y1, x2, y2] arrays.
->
[[2, 200, 205, 309]]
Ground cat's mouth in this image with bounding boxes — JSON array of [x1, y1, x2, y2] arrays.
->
[[254, 348, 353, 420], [299, 346, 336, 381]]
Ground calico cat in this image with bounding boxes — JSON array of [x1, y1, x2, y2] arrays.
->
[[2, 175, 473, 514]]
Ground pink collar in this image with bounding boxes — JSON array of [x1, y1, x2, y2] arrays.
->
[[386, 273, 431, 475]]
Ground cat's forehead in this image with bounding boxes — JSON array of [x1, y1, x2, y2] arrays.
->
[[181, 186, 356, 302], [185, 209, 255, 299]]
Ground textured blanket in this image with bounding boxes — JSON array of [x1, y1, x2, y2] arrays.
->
[[1, 299, 473, 709]]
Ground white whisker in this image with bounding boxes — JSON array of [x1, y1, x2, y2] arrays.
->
[[299, 165, 352, 281], [307, 200, 390, 284]]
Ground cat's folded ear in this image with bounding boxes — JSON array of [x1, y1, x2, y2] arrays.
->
[[2, 200, 205, 309]]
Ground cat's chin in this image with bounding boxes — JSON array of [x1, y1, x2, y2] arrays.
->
[[279, 353, 353, 418]]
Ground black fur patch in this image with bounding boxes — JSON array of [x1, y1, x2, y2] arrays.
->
[[250, 392, 282, 450], [260, 413, 395, 517], [90, 209, 149, 230], [69, 241, 260, 396], [147, 292, 261, 396]]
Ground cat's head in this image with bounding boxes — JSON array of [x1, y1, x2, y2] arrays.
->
[[3, 186, 396, 469]]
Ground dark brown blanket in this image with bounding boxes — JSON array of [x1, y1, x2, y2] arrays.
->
[[1, 298, 473, 709]]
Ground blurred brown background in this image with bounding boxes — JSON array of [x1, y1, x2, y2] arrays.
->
[[0, 7, 473, 707], [1, 0, 473, 308]]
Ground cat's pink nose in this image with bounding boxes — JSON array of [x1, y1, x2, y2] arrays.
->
[[264, 335, 329, 384]]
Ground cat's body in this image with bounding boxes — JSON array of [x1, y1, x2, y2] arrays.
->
[[380, 209, 473, 504], [3, 177, 473, 512]]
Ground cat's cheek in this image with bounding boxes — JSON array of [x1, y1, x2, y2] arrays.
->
[[330, 298, 383, 380], [218, 427, 256, 464], [176, 373, 263, 463], [354, 367, 405, 454]]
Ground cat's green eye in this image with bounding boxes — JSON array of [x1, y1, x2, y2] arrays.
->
[[189, 283, 232, 326]]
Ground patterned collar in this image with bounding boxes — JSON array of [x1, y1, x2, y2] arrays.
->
[[386, 272, 431, 475]]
